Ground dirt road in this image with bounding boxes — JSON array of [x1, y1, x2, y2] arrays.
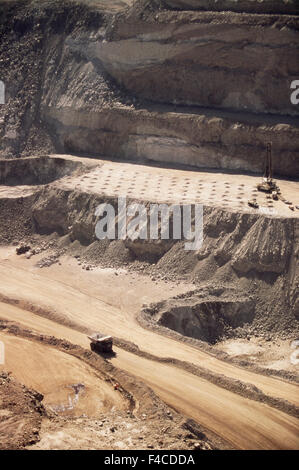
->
[[0, 253, 298, 407], [0, 331, 126, 417], [0, 301, 298, 449], [0, 252, 298, 449]]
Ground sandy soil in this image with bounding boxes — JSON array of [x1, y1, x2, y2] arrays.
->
[[0, 371, 44, 450], [0, 332, 126, 416], [0, 249, 298, 449], [0, 186, 36, 198], [1, 0, 298, 452], [216, 338, 299, 374], [0, 302, 298, 450], [0, 250, 298, 405]]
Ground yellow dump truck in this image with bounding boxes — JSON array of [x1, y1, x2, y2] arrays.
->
[[88, 333, 113, 354]]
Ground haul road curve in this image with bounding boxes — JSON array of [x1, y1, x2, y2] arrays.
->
[[0, 254, 298, 450]]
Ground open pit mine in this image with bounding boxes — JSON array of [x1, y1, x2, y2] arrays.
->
[[0, 0, 298, 452]]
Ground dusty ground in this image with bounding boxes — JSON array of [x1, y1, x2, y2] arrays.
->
[[0, 155, 297, 337], [0, 332, 127, 416], [0, 155, 298, 450], [0, 0, 298, 452], [0, 244, 298, 450], [0, 322, 213, 451], [0, 371, 45, 450], [216, 338, 299, 374]]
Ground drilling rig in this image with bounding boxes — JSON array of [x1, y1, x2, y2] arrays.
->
[[257, 142, 279, 196]]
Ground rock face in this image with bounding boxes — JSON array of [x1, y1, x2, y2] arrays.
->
[[0, 0, 298, 177], [232, 217, 293, 274], [0, 156, 82, 186], [44, 106, 299, 177], [105, 8, 299, 116], [145, 293, 256, 343], [0, 158, 297, 338], [40, 2, 299, 175], [28, 187, 299, 330], [164, 0, 299, 15]]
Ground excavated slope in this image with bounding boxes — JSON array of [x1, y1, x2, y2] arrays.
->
[[12, 181, 298, 337], [164, 0, 299, 15], [0, 0, 298, 176]]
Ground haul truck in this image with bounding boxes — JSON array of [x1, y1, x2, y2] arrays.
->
[[88, 333, 113, 354]]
